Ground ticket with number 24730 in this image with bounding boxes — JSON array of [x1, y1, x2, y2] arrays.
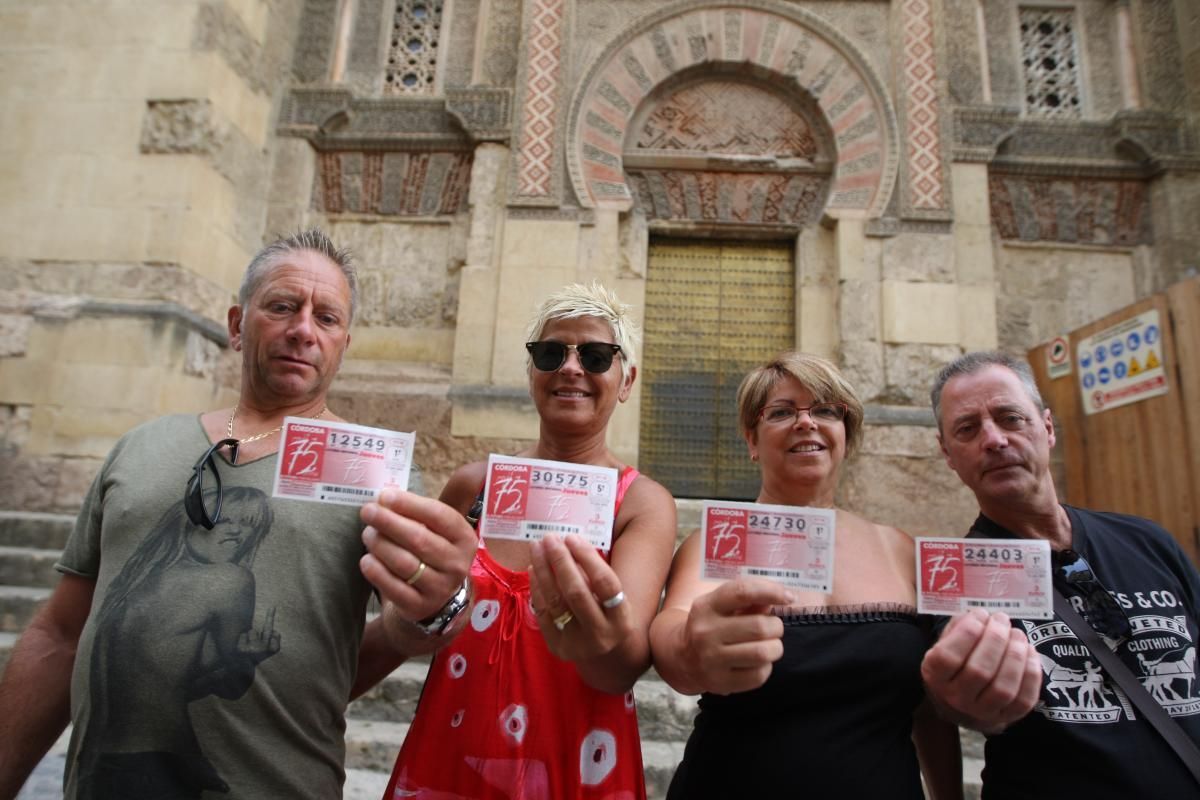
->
[[272, 418, 414, 506], [916, 537, 1052, 619], [700, 500, 836, 592], [479, 454, 618, 550]]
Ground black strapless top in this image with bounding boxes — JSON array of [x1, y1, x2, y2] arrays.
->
[[667, 605, 930, 799]]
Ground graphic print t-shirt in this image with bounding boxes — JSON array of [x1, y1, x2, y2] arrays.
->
[[57, 415, 370, 800], [968, 507, 1200, 799]]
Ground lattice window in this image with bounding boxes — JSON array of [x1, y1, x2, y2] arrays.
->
[[384, 0, 444, 95], [1019, 7, 1083, 118]]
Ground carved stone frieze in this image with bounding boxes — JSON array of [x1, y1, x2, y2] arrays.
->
[[989, 174, 1152, 246], [314, 150, 472, 216], [953, 106, 1199, 176], [279, 86, 511, 148], [627, 170, 828, 225]]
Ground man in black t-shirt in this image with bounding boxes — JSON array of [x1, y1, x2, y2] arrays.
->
[[921, 351, 1200, 798]]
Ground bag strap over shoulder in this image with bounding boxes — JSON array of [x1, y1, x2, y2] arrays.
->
[[1054, 589, 1200, 786]]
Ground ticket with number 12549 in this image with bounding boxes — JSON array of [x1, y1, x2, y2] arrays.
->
[[700, 500, 836, 592], [272, 418, 414, 505], [479, 454, 618, 550], [916, 537, 1052, 619]]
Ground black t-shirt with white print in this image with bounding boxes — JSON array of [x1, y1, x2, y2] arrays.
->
[[965, 506, 1200, 799]]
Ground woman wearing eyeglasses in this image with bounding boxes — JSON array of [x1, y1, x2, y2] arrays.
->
[[649, 352, 963, 800], [379, 282, 677, 799]]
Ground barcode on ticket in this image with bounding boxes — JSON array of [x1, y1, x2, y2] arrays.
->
[[319, 485, 377, 499], [523, 522, 581, 536], [967, 600, 1021, 609], [746, 568, 803, 580]]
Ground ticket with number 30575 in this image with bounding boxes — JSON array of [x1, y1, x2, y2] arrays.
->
[[272, 418, 414, 505], [479, 454, 618, 550], [700, 501, 836, 592], [917, 537, 1053, 619]]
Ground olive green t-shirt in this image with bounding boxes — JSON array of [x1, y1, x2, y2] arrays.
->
[[57, 415, 373, 799]]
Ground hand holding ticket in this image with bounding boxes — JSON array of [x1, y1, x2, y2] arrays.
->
[[272, 418, 415, 505], [917, 537, 1052, 619], [700, 500, 836, 592], [480, 454, 618, 550]]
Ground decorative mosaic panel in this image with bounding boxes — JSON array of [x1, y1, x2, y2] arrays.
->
[[901, 0, 946, 209], [989, 175, 1151, 245], [1018, 7, 1083, 118], [384, 0, 444, 95], [514, 0, 566, 197], [316, 151, 472, 215]]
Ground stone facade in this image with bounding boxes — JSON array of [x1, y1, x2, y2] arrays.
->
[[1, 0, 1199, 529]]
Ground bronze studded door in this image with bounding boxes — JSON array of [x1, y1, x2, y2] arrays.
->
[[639, 239, 795, 499]]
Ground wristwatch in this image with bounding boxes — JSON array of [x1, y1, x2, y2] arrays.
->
[[415, 578, 472, 636]]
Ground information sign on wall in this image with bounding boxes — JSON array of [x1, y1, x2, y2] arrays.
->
[[1076, 309, 1168, 415]]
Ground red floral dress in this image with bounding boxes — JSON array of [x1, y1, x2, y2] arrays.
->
[[383, 468, 646, 800]]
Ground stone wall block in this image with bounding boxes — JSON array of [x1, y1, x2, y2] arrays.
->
[[500, 220, 579, 270], [881, 280, 959, 344], [839, 339, 885, 403], [953, 223, 995, 287], [0, 314, 32, 358], [881, 233, 955, 282], [0, 404, 32, 455], [140, 99, 221, 156], [956, 285, 998, 351], [859, 423, 942, 458], [839, 278, 880, 342], [837, 450, 978, 536], [882, 343, 963, 406]]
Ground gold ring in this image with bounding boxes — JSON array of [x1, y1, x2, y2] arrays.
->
[[552, 610, 574, 631], [405, 561, 427, 586]]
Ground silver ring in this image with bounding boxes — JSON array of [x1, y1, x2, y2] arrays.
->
[[601, 591, 625, 610]]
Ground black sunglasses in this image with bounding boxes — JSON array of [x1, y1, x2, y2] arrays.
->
[[1053, 549, 1132, 642], [525, 341, 622, 374], [185, 438, 240, 529]]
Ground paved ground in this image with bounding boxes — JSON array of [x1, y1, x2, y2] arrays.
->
[[14, 745, 389, 800]]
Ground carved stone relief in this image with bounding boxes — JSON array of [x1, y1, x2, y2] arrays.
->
[[989, 174, 1151, 246]]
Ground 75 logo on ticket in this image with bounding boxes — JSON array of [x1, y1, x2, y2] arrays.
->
[[480, 454, 618, 550], [917, 537, 1052, 619]]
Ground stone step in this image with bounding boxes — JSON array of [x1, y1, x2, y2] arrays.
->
[[342, 718, 682, 800], [0, 585, 51, 633], [0, 546, 62, 589], [0, 511, 75, 551], [349, 660, 698, 741]]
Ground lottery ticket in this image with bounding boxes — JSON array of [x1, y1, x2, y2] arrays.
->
[[272, 417, 414, 505], [917, 537, 1053, 619], [479, 454, 618, 550], [700, 500, 836, 592]]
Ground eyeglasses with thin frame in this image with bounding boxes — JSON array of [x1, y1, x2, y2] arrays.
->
[[1053, 548, 1132, 643], [759, 402, 849, 426], [525, 341, 623, 374], [185, 438, 240, 530]]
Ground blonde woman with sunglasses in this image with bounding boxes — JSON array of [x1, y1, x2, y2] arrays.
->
[[379, 283, 676, 800], [649, 352, 963, 800]]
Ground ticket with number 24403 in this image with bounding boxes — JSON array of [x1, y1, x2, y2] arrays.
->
[[917, 537, 1052, 619]]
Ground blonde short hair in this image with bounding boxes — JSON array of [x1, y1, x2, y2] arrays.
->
[[735, 352, 865, 454], [525, 282, 640, 382]]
